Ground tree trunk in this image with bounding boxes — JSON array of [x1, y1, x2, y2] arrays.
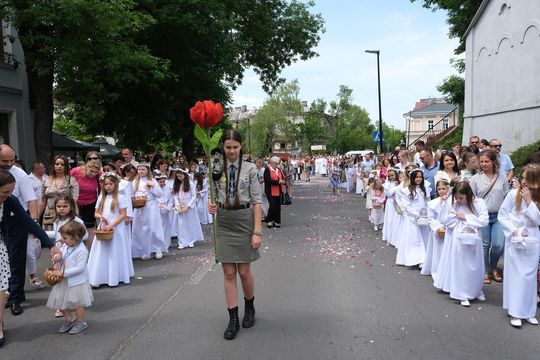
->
[[28, 67, 54, 165]]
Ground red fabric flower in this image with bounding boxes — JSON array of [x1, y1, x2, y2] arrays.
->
[[190, 100, 224, 128]]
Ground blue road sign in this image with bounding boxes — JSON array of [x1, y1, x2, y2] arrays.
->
[[372, 131, 384, 142]]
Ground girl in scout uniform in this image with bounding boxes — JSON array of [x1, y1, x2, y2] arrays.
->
[[208, 130, 263, 340]]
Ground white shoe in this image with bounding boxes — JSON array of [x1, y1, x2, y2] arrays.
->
[[141, 256, 149, 261], [511, 317, 522, 327], [155, 251, 163, 260], [526, 317, 539, 325], [477, 293, 486, 301], [460, 300, 470, 307], [374, 225, 378, 231], [188, 244, 194, 248], [178, 245, 185, 250]]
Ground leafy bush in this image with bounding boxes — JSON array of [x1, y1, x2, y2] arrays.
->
[[510, 140, 540, 175]]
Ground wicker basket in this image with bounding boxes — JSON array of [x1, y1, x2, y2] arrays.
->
[[131, 190, 147, 209], [95, 221, 114, 241], [44, 262, 64, 286]]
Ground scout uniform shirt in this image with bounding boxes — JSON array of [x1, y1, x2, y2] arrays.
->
[[213, 159, 262, 206]]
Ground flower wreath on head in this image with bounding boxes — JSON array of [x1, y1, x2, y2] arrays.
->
[[137, 162, 151, 169], [99, 171, 122, 182]]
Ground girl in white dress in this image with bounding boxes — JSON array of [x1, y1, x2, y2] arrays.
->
[[47, 221, 93, 334], [355, 164, 364, 196], [172, 169, 204, 249], [421, 180, 449, 278], [389, 171, 409, 249], [382, 169, 399, 242], [371, 180, 385, 231], [131, 164, 167, 260], [156, 173, 173, 249], [194, 172, 213, 225], [396, 170, 429, 267], [434, 180, 489, 307], [498, 165, 540, 327], [47, 195, 89, 318], [88, 172, 133, 287]]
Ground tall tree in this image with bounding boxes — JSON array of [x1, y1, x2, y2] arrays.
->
[[0, 0, 163, 164], [1, 0, 324, 161], [248, 80, 303, 158]]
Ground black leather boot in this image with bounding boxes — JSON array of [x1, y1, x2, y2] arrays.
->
[[224, 306, 240, 340], [242, 297, 255, 328]]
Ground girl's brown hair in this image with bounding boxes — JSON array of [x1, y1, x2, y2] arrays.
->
[[515, 164, 540, 212], [387, 169, 400, 184], [59, 221, 86, 243], [451, 180, 477, 214], [54, 195, 78, 221], [172, 170, 190, 194], [98, 174, 119, 213]]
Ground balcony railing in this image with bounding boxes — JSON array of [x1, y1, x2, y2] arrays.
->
[[2, 52, 18, 68], [407, 106, 458, 149]]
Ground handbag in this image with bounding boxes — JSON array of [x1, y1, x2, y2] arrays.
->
[[42, 208, 57, 226], [511, 228, 538, 250], [456, 225, 481, 245], [280, 191, 292, 206]]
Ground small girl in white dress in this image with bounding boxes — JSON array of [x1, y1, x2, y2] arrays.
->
[[499, 165, 540, 327], [435, 180, 489, 307], [194, 172, 213, 225], [382, 169, 399, 242], [47, 221, 93, 334], [172, 169, 204, 249], [421, 180, 449, 278], [131, 164, 167, 260], [395, 170, 429, 267], [371, 180, 385, 231], [156, 173, 173, 249], [88, 172, 133, 287]]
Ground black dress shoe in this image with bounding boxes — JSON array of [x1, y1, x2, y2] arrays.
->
[[10, 303, 23, 316]]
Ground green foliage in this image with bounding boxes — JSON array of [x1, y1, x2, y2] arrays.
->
[[411, 0, 483, 55], [434, 122, 463, 150], [0, 0, 324, 160], [510, 140, 540, 176], [437, 75, 465, 108]]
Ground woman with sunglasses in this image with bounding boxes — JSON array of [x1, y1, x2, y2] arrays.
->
[[70, 159, 102, 250]]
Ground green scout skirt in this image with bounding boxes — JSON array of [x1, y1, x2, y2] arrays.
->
[[216, 207, 260, 263]]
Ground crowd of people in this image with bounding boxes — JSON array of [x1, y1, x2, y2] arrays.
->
[[318, 137, 540, 329], [1, 134, 540, 346]]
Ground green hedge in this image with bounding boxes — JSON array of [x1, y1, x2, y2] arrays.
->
[[510, 140, 540, 176]]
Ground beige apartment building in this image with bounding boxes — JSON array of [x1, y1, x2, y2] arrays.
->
[[403, 98, 458, 148]]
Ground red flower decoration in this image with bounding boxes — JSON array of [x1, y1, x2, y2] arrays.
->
[[190, 100, 224, 128]]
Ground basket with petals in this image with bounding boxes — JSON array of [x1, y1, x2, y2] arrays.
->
[[95, 220, 114, 241], [44, 262, 64, 286], [131, 190, 147, 209]]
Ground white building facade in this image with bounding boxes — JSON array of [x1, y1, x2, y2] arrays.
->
[[463, 0, 540, 153], [1, 20, 35, 164]]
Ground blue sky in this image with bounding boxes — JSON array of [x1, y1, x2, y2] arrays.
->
[[231, 0, 461, 130]]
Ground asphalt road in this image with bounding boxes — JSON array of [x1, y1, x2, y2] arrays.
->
[[2, 176, 540, 360]]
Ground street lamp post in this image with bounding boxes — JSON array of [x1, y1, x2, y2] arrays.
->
[[365, 50, 383, 154]]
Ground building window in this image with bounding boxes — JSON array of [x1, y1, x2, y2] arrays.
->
[[428, 120, 434, 130], [442, 119, 449, 130], [0, 114, 9, 145]]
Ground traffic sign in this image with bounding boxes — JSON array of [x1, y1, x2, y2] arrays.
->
[[372, 131, 384, 142]]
